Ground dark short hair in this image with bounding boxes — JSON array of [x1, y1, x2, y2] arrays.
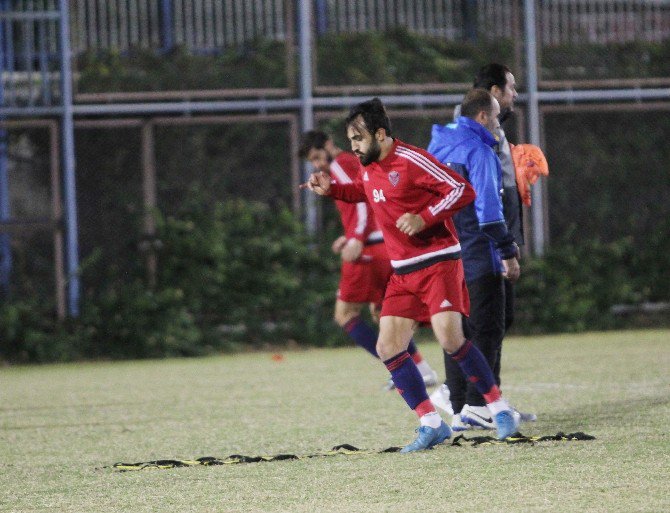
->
[[473, 63, 511, 91], [298, 130, 329, 158], [344, 97, 392, 137], [460, 88, 495, 119]]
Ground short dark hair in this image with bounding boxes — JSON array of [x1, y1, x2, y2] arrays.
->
[[298, 130, 329, 158], [460, 88, 495, 119], [473, 63, 511, 91], [344, 97, 392, 137]]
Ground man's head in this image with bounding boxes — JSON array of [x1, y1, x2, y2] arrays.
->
[[474, 63, 517, 113], [461, 88, 501, 135], [299, 130, 332, 173], [345, 98, 392, 166]]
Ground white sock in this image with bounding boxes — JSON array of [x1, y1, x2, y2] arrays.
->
[[429, 384, 454, 416], [419, 411, 443, 429], [487, 398, 510, 417]]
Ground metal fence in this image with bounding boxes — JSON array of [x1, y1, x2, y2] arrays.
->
[[320, 0, 670, 44], [65, 0, 670, 54], [70, 0, 290, 53], [2, 1, 669, 81], [0, 1, 61, 107], [540, 0, 670, 45], [315, 0, 516, 41], [1, 0, 668, 58]]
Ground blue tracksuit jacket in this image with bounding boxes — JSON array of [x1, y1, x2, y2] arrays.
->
[[427, 116, 517, 281]]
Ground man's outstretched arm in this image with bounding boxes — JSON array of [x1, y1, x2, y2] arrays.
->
[[300, 170, 367, 203]]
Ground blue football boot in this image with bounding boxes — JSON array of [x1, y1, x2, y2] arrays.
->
[[400, 421, 452, 453], [494, 409, 520, 440]]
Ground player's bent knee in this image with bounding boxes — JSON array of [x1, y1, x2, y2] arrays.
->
[[375, 340, 394, 361], [376, 316, 415, 360], [334, 301, 364, 327], [440, 337, 466, 354], [431, 311, 466, 353]]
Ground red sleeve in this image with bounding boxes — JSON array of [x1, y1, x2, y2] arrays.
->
[[411, 152, 476, 228], [329, 181, 367, 203]]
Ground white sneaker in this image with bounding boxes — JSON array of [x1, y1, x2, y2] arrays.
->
[[429, 384, 454, 415], [384, 370, 440, 392], [422, 369, 439, 388], [512, 406, 537, 423], [451, 413, 470, 432], [383, 378, 396, 392], [460, 404, 495, 430]]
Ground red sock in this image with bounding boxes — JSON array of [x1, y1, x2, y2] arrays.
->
[[414, 399, 435, 417]]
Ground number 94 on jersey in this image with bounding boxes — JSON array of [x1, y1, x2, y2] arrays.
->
[[372, 188, 386, 203]]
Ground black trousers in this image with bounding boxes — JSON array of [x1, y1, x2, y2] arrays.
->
[[496, 278, 515, 379], [444, 272, 506, 412]]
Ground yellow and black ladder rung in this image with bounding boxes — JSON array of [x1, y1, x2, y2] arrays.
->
[[104, 432, 595, 472]]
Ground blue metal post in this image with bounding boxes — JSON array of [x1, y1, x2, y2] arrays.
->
[[298, 0, 316, 234], [523, 0, 546, 255], [160, 0, 174, 52], [0, 127, 9, 299], [315, 0, 328, 35], [0, 0, 11, 297], [58, 0, 80, 316], [462, 0, 478, 43]]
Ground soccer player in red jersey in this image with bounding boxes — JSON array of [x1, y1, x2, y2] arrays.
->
[[303, 98, 519, 451], [299, 130, 439, 388]]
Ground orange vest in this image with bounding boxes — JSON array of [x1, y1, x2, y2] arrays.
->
[[510, 144, 549, 206]]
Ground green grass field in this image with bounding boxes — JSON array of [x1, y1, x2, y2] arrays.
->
[[1, 329, 669, 512]]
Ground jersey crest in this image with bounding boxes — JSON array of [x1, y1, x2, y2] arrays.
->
[[388, 171, 400, 186]]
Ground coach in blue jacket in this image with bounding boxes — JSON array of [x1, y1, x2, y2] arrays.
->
[[427, 88, 521, 431]]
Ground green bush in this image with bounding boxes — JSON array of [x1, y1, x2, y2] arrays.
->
[[0, 193, 343, 363], [154, 187, 341, 347], [0, 298, 82, 362], [514, 234, 640, 334], [77, 41, 289, 92], [76, 283, 203, 360], [317, 28, 513, 85], [75, 29, 516, 93], [631, 217, 670, 303], [541, 40, 670, 80], [75, 32, 670, 93]]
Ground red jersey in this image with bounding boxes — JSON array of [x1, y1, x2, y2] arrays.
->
[[329, 151, 382, 244], [330, 139, 475, 274]]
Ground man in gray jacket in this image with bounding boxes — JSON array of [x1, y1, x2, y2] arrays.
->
[[473, 63, 524, 376], [430, 63, 536, 428]]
